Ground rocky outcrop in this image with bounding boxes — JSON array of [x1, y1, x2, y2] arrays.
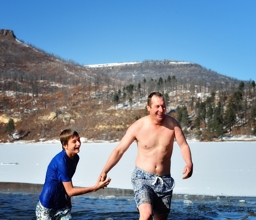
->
[[0, 114, 21, 124], [38, 112, 57, 121], [38, 112, 75, 124], [0, 29, 16, 41]]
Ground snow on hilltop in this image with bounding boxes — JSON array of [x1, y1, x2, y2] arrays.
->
[[85, 61, 191, 68], [85, 62, 140, 68]]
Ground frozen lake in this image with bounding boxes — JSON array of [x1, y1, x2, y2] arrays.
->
[[0, 141, 255, 197]]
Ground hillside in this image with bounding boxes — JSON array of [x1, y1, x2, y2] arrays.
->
[[0, 29, 255, 143], [86, 60, 236, 88]]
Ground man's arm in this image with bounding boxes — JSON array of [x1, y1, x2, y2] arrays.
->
[[100, 124, 136, 181], [174, 122, 193, 179]]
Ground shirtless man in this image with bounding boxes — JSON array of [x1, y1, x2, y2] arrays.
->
[[100, 92, 193, 220]]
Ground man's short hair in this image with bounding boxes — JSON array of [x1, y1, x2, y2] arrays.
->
[[60, 129, 79, 149], [147, 92, 164, 106]]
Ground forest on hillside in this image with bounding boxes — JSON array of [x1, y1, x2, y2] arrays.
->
[[1, 29, 256, 142], [111, 75, 256, 140], [1, 64, 256, 142]]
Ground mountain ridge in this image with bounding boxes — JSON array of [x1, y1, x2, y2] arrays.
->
[[0, 29, 255, 143]]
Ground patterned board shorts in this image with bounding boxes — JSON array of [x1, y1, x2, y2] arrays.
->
[[131, 166, 175, 214], [35, 201, 72, 220]]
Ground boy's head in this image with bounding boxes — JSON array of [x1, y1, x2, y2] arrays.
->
[[60, 129, 79, 150]]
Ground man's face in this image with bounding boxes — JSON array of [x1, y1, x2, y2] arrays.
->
[[147, 96, 166, 121], [64, 135, 81, 158]]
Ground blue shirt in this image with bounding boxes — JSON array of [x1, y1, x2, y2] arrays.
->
[[39, 150, 79, 209]]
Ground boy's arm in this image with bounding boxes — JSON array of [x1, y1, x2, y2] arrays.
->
[[63, 176, 111, 197]]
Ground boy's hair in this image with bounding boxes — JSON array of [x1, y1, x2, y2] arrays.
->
[[147, 92, 164, 107], [60, 129, 79, 149]]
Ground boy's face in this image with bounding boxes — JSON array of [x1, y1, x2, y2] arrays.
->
[[63, 135, 81, 158]]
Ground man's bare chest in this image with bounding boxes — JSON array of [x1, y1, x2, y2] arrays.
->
[[136, 126, 175, 149]]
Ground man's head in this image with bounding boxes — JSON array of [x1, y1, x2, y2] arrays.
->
[[147, 92, 165, 107], [60, 129, 80, 150], [147, 92, 166, 122]]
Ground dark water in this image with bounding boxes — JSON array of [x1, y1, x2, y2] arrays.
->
[[0, 193, 256, 220]]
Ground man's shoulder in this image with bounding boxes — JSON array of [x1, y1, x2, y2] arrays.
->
[[164, 114, 176, 121], [163, 114, 180, 126], [132, 115, 148, 124], [128, 116, 148, 133]]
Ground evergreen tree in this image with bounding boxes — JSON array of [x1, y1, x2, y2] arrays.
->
[[238, 81, 245, 92], [164, 93, 169, 105], [232, 91, 243, 112], [224, 101, 236, 132], [6, 118, 15, 135], [176, 106, 182, 123], [212, 102, 224, 137], [251, 80, 255, 94], [176, 106, 189, 127], [143, 79, 146, 96], [206, 105, 214, 120], [129, 97, 133, 109], [158, 77, 164, 91], [194, 116, 201, 129], [199, 102, 206, 122], [181, 106, 189, 127], [122, 92, 127, 104], [113, 93, 119, 108]]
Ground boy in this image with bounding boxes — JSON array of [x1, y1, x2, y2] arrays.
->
[[36, 129, 111, 219]]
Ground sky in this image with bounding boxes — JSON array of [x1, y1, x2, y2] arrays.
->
[[1, 0, 256, 81]]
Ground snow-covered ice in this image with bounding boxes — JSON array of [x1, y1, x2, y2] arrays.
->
[[0, 141, 255, 197]]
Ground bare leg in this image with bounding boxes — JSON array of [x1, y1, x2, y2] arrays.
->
[[138, 203, 153, 220]]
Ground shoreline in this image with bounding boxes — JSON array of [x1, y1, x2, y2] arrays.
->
[[1, 134, 256, 144], [1, 182, 255, 201], [0, 182, 134, 197]]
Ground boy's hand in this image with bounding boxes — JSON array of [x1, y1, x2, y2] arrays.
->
[[102, 177, 111, 188], [97, 177, 111, 190]]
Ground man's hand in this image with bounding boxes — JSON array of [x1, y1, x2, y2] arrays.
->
[[100, 172, 107, 182], [182, 164, 193, 179], [98, 177, 111, 189], [95, 174, 111, 190]]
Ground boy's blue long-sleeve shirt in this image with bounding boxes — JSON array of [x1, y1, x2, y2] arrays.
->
[[39, 150, 79, 209]]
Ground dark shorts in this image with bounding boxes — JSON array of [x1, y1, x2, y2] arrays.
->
[[131, 166, 175, 214]]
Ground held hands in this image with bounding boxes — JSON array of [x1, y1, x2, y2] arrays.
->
[[182, 163, 193, 179], [100, 172, 107, 182], [95, 174, 111, 190]]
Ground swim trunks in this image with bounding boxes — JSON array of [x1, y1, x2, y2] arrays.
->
[[36, 201, 72, 220], [131, 166, 175, 214]]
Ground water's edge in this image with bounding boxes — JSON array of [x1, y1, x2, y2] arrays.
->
[[1, 182, 255, 202], [0, 182, 134, 196], [1, 182, 256, 220]]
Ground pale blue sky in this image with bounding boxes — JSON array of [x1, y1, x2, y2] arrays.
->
[[1, 0, 256, 81]]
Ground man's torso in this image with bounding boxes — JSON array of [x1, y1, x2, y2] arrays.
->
[[134, 115, 176, 176]]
